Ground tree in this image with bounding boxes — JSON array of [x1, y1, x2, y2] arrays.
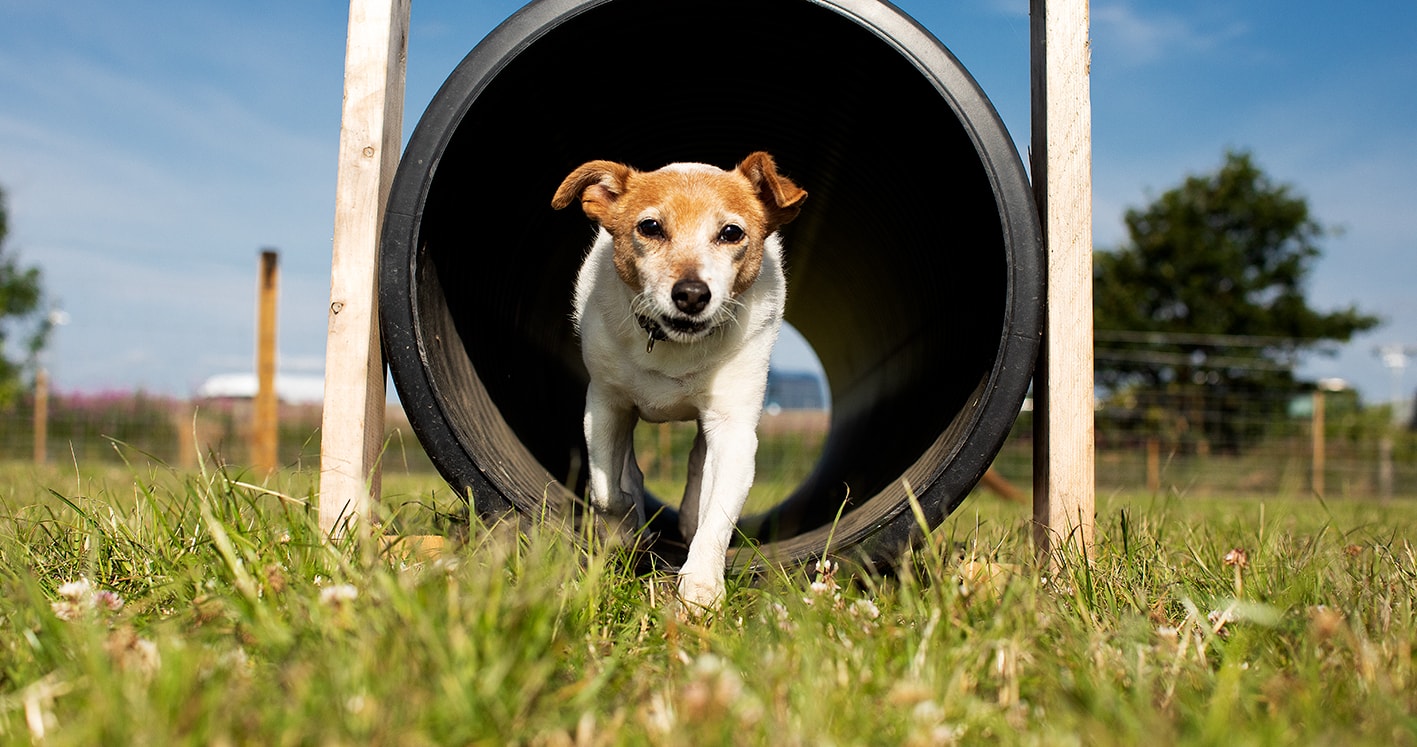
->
[[0, 184, 51, 406], [1093, 151, 1381, 451]]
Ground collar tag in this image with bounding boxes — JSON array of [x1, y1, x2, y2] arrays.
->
[[636, 314, 668, 353]]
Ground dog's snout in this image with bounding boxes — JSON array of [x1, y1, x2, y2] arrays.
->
[[672, 279, 712, 315]]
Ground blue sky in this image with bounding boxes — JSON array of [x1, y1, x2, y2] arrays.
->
[[0, 0, 1413, 403]]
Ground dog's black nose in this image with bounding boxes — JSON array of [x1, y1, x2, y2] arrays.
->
[[672, 279, 711, 315]]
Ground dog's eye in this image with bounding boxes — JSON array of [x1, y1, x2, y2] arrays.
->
[[637, 219, 665, 239], [718, 224, 745, 243]]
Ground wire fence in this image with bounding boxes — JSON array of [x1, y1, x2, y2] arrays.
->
[[0, 391, 432, 476], [991, 391, 1417, 501], [1, 384, 1412, 501]]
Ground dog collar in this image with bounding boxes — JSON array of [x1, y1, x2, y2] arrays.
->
[[637, 313, 721, 353], [636, 314, 670, 353]]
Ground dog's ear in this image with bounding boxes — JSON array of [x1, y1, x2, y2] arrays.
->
[[552, 160, 634, 222], [737, 151, 808, 230]]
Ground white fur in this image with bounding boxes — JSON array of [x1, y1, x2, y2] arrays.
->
[[574, 226, 785, 613]]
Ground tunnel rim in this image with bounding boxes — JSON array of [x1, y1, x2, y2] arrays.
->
[[379, 0, 1043, 567]]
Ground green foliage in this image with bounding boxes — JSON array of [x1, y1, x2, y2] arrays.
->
[[1094, 152, 1381, 451], [0, 185, 50, 406], [1, 460, 1415, 744]]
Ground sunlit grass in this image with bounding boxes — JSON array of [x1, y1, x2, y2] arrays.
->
[[636, 422, 826, 515], [1, 452, 1415, 744]]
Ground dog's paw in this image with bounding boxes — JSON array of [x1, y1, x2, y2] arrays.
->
[[676, 573, 725, 620], [587, 510, 642, 548]]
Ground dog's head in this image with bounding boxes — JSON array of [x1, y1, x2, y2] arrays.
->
[[552, 151, 807, 344]]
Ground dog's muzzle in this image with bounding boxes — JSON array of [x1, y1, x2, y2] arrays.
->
[[636, 313, 712, 353]]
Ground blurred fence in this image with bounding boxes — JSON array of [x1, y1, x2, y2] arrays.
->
[[991, 386, 1417, 500], [1, 386, 1412, 500], [0, 391, 432, 475]]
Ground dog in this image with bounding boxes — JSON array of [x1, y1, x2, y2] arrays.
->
[[551, 151, 807, 613]]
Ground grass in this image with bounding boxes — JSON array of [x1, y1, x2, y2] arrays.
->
[[635, 422, 827, 515], [0, 454, 1415, 745]]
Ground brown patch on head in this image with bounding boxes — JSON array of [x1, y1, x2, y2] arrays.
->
[[618, 167, 773, 298], [553, 153, 807, 299]]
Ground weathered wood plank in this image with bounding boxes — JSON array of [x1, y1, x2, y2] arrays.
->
[[319, 0, 409, 536], [1031, 0, 1097, 562], [253, 249, 280, 474]]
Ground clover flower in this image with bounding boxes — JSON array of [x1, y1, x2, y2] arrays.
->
[[319, 583, 359, 607], [1223, 547, 1249, 596], [1223, 548, 1249, 569], [51, 578, 125, 621]]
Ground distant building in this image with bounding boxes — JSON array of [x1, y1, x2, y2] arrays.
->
[[764, 370, 827, 411], [195, 373, 324, 404]]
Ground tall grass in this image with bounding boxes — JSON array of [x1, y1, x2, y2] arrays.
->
[[1, 454, 1414, 744]]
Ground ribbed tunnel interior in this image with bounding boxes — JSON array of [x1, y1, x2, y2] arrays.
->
[[381, 0, 1042, 568]]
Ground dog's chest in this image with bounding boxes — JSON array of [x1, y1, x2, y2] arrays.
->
[[591, 345, 717, 422], [631, 383, 704, 423]]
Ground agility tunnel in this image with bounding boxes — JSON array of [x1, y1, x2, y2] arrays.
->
[[379, 0, 1043, 569]]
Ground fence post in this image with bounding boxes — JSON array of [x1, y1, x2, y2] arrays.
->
[[253, 249, 280, 473], [1311, 388, 1325, 497], [1030, 0, 1096, 563], [1378, 436, 1393, 501], [319, 0, 409, 536], [176, 402, 197, 470], [33, 368, 48, 466], [1146, 437, 1160, 494]]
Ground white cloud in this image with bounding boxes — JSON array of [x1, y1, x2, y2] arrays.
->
[[1091, 2, 1248, 66], [982, 0, 1028, 18]]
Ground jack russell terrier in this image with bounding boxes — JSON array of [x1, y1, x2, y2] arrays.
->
[[552, 151, 807, 613]]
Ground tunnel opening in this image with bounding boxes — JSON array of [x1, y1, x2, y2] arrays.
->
[[380, 0, 1042, 569]]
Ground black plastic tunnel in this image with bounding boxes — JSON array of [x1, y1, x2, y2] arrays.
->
[[380, 0, 1043, 570]]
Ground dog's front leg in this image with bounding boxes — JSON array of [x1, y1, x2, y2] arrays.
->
[[583, 386, 643, 546], [677, 426, 708, 545], [677, 413, 758, 614]]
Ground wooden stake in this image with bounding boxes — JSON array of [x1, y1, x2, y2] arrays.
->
[[253, 249, 280, 473], [33, 368, 48, 466], [980, 467, 1025, 503], [319, 0, 409, 536], [1311, 389, 1325, 497], [1030, 0, 1096, 563], [1146, 437, 1160, 494], [176, 403, 197, 471]]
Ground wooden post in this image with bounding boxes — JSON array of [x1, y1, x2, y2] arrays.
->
[[33, 368, 48, 466], [176, 402, 198, 470], [1310, 388, 1325, 497], [1030, 0, 1096, 562], [1378, 436, 1394, 501], [980, 467, 1025, 503], [1145, 437, 1160, 494], [319, 0, 409, 536], [253, 249, 280, 473]]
